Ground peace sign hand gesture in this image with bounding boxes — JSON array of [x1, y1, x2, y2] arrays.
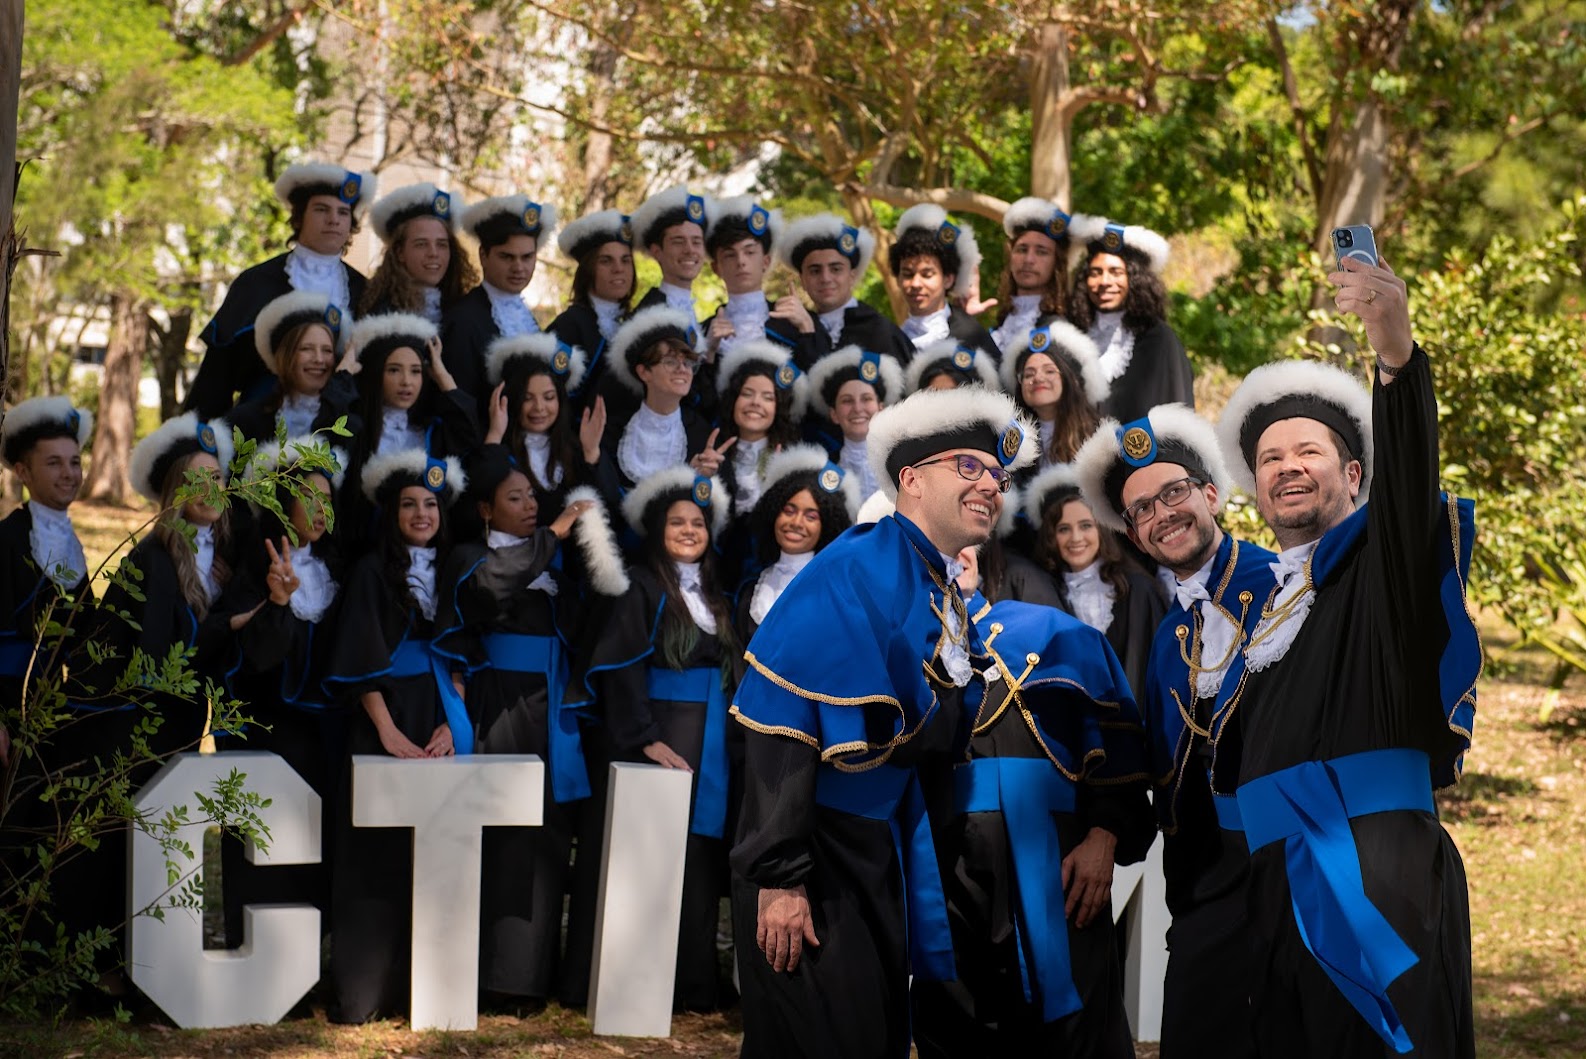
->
[[264, 536, 299, 605], [689, 428, 737, 477]]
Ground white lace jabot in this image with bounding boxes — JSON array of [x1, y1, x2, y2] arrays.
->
[[617, 403, 686, 483]]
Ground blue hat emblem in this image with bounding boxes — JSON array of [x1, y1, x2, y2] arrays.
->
[[951, 345, 974, 370], [67, 409, 81, 433], [858, 350, 881, 385], [774, 362, 800, 390], [522, 201, 542, 230], [691, 475, 712, 507], [1047, 209, 1070, 237], [323, 304, 342, 332], [937, 221, 960, 246], [1028, 327, 1052, 353], [1101, 223, 1126, 252], [552, 339, 572, 375], [432, 191, 451, 218], [1118, 416, 1158, 467], [617, 216, 634, 244], [837, 225, 859, 259], [424, 458, 447, 492], [196, 421, 218, 455], [748, 205, 769, 236], [685, 194, 706, 223], [339, 173, 362, 204], [818, 463, 844, 493], [997, 422, 1024, 468]]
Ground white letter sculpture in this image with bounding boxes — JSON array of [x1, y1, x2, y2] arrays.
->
[[128, 751, 322, 1028], [351, 754, 544, 1031], [588, 762, 694, 1037]]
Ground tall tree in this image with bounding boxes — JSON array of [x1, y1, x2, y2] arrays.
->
[[1, 0, 23, 409]]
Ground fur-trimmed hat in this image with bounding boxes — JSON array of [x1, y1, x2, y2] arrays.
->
[[866, 386, 1038, 501], [1002, 196, 1071, 242], [607, 305, 698, 394], [629, 184, 712, 251], [1069, 213, 1170, 275], [621, 464, 729, 539], [564, 485, 631, 596], [485, 332, 589, 395], [369, 182, 465, 244], [348, 312, 438, 374], [856, 491, 895, 524], [778, 213, 875, 277], [1217, 359, 1374, 505], [999, 321, 1108, 407], [715, 339, 809, 422], [3, 396, 92, 465], [1072, 404, 1231, 532], [129, 413, 236, 504], [807, 345, 904, 416], [706, 195, 783, 258], [254, 291, 349, 372], [751, 444, 860, 562], [242, 434, 350, 503], [1021, 462, 1086, 526], [557, 209, 633, 262], [905, 339, 1000, 394], [890, 204, 982, 298], [460, 194, 559, 250], [359, 447, 467, 505], [274, 162, 376, 221]]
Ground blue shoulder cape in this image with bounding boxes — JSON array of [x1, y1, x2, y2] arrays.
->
[[731, 512, 983, 768]]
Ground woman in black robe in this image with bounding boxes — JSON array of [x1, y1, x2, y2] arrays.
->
[[228, 291, 361, 444], [322, 448, 469, 1024], [436, 444, 627, 1010], [998, 322, 1109, 483], [219, 437, 348, 947], [550, 209, 637, 412], [567, 465, 742, 1012]]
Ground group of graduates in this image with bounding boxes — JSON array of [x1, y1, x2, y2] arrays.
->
[[0, 159, 1479, 1059]]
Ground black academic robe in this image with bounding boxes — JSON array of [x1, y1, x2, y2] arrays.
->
[[323, 551, 458, 1024], [987, 550, 1065, 610], [550, 302, 617, 413], [1099, 319, 1194, 423], [798, 301, 916, 371], [944, 305, 1001, 363], [1210, 349, 1474, 1058], [700, 302, 825, 416], [187, 252, 368, 419], [439, 285, 501, 410], [439, 533, 578, 1001], [602, 403, 714, 491], [1053, 568, 1168, 704], [567, 565, 740, 1012], [219, 548, 345, 946], [227, 371, 363, 444]]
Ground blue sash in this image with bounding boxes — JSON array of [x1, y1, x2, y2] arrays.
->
[[814, 765, 956, 983], [483, 632, 587, 802], [389, 638, 475, 755], [1237, 747, 1434, 1054], [1213, 792, 1243, 831], [647, 665, 729, 839], [0, 636, 33, 679], [954, 757, 1081, 1022]]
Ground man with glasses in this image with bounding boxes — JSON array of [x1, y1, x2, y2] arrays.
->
[[605, 306, 714, 486], [730, 386, 1037, 1059], [1208, 260, 1478, 1058], [1073, 403, 1274, 1058]]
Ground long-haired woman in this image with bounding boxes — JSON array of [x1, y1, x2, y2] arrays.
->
[[359, 183, 478, 324]]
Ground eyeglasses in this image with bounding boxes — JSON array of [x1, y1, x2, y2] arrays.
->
[[911, 454, 1013, 493], [1123, 476, 1204, 528], [655, 352, 701, 372]]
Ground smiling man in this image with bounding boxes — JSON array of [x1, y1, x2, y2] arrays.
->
[[1210, 260, 1480, 1059], [442, 193, 559, 407], [730, 385, 1037, 1059], [1074, 403, 1275, 1059], [773, 213, 916, 370], [630, 184, 714, 335]]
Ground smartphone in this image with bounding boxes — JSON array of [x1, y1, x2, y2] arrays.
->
[[1332, 225, 1379, 269]]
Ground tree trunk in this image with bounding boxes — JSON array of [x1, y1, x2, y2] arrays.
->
[[84, 294, 149, 505], [1, 0, 24, 412], [1028, 19, 1073, 210], [154, 306, 192, 421], [842, 188, 906, 321], [581, 40, 619, 212]]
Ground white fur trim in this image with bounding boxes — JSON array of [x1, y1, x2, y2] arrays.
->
[[893, 203, 982, 298], [1122, 225, 1171, 274], [1002, 196, 1067, 240], [557, 208, 630, 259], [129, 413, 237, 504], [243, 435, 351, 498], [998, 320, 1108, 406], [459, 194, 559, 244], [1216, 359, 1374, 505], [994, 483, 1020, 540], [485, 333, 589, 393], [253, 290, 345, 371], [778, 213, 876, 277], [359, 447, 467, 505], [708, 195, 784, 255], [563, 485, 630, 596], [607, 304, 697, 394], [1066, 213, 1111, 273], [273, 162, 377, 219], [629, 184, 712, 251], [856, 491, 895, 524], [905, 339, 1000, 394], [1073, 405, 1231, 532], [760, 443, 863, 521], [1021, 462, 1084, 526], [807, 345, 905, 415], [620, 465, 729, 538], [866, 385, 1039, 500], [2, 396, 93, 457], [713, 338, 809, 421], [368, 182, 465, 243], [348, 312, 438, 368]]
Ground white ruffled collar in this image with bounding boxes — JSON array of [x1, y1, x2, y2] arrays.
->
[[673, 560, 716, 634], [748, 548, 815, 624], [406, 544, 438, 620]]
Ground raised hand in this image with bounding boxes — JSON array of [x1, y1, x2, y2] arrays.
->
[[486, 381, 510, 444], [427, 334, 458, 391], [706, 313, 736, 352], [264, 536, 299, 605], [769, 293, 815, 334], [689, 428, 737, 476], [1329, 256, 1412, 367], [579, 395, 608, 463], [549, 498, 596, 540]]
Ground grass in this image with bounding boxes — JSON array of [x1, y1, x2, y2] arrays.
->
[[1, 502, 1581, 1056]]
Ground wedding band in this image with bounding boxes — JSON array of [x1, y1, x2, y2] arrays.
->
[[1365, 289, 1378, 305]]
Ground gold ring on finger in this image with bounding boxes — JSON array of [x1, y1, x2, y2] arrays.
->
[[1366, 288, 1378, 305]]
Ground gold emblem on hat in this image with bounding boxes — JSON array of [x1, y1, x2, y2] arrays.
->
[[776, 363, 797, 388], [1000, 425, 1022, 462], [552, 349, 570, 374], [748, 207, 768, 235], [838, 231, 857, 255], [686, 196, 705, 222], [952, 347, 973, 370], [523, 204, 541, 228], [1048, 213, 1068, 237], [618, 220, 633, 243], [426, 464, 446, 489], [859, 359, 879, 383], [693, 478, 712, 505], [938, 222, 958, 245], [1102, 229, 1123, 251], [819, 467, 841, 493], [340, 176, 361, 202], [1029, 329, 1051, 353], [433, 192, 451, 217], [325, 305, 342, 329], [1122, 426, 1153, 461]]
